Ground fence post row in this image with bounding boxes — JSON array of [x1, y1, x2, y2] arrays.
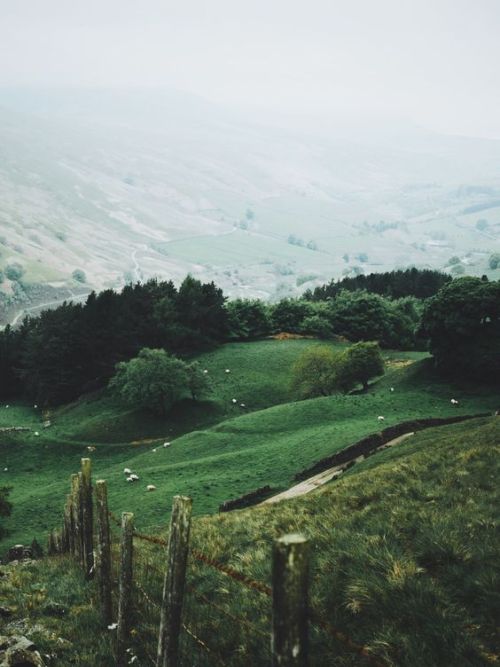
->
[[80, 458, 94, 578], [116, 511, 134, 667], [272, 534, 309, 667], [95, 479, 113, 626], [156, 495, 193, 667]]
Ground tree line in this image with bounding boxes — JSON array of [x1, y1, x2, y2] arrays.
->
[[1, 270, 498, 405]]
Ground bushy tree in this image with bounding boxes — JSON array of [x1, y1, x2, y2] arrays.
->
[[299, 314, 334, 339], [420, 277, 500, 380], [225, 299, 271, 339], [109, 348, 189, 415], [271, 299, 314, 333], [290, 346, 340, 398], [72, 269, 87, 283], [335, 342, 385, 391], [5, 263, 24, 281]]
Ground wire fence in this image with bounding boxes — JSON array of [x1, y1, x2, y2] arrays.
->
[[48, 458, 388, 667]]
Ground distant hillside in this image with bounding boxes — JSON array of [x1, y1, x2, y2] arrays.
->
[[1, 87, 500, 324]]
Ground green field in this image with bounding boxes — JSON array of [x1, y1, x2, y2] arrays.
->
[[1, 339, 499, 549], [1, 413, 498, 666]]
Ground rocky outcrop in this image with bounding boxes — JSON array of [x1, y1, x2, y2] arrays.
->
[[0, 636, 45, 666]]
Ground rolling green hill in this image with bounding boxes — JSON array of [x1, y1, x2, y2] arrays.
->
[[1, 414, 498, 666], [1, 339, 498, 548]]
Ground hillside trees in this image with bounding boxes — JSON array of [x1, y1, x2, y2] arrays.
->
[[110, 348, 190, 415], [226, 299, 271, 339], [420, 277, 500, 380], [1, 275, 228, 404], [291, 342, 385, 398]]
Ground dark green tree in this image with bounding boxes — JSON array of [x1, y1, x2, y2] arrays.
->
[[290, 346, 340, 398], [109, 348, 189, 415], [420, 277, 500, 380], [0, 486, 12, 540], [336, 341, 385, 391]]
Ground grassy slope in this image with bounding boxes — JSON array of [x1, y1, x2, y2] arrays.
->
[[1, 340, 499, 548], [1, 416, 498, 666]]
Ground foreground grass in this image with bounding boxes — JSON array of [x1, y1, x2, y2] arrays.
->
[[1, 416, 498, 666]]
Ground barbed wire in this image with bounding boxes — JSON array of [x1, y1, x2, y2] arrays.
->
[[108, 510, 386, 665], [182, 623, 228, 667], [186, 583, 270, 642], [190, 548, 273, 596]]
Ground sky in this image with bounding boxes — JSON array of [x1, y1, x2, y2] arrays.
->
[[1, 0, 499, 138]]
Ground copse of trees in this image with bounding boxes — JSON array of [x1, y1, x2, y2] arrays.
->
[[305, 268, 451, 301], [420, 276, 500, 381], [291, 342, 385, 398]]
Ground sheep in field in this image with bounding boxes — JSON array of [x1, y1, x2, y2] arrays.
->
[[451, 399, 459, 405], [377, 416, 385, 421], [147, 485, 157, 492], [124, 467, 132, 475]]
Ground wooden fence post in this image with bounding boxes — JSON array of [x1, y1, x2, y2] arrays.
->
[[62, 494, 72, 553], [81, 458, 94, 578], [272, 534, 309, 667], [70, 473, 81, 561], [156, 495, 193, 667], [116, 512, 134, 667], [95, 480, 113, 626]]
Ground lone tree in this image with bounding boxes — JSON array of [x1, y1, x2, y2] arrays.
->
[[109, 348, 188, 415], [290, 345, 341, 398], [336, 341, 385, 391], [420, 277, 500, 380]]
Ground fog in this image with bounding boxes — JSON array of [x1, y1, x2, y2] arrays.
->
[[1, 0, 500, 139]]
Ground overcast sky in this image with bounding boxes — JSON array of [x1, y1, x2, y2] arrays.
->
[[1, 0, 499, 138]]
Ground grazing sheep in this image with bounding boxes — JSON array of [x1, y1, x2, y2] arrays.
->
[[203, 369, 209, 374], [163, 442, 171, 448], [231, 398, 237, 404], [152, 448, 157, 452], [5, 405, 9, 408], [377, 416, 385, 421], [147, 484, 157, 492], [34, 404, 38, 409], [87, 445, 96, 452], [225, 369, 231, 373], [124, 468, 132, 474], [126, 477, 134, 483], [240, 403, 246, 408], [3, 467, 7, 472], [34, 431, 40, 436], [390, 387, 394, 392], [130, 474, 139, 481], [451, 399, 459, 405], [107, 623, 117, 631]]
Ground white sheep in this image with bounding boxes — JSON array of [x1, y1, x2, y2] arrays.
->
[[34, 404, 38, 409], [87, 445, 96, 452], [3, 467, 7, 472], [34, 431, 40, 436], [126, 477, 134, 483], [231, 398, 237, 404], [225, 369, 231, 374], [377, 416, 385, 421], [147, 484, 157, 492], [107, 623, 117, 631], [390, 387, 394, 392], [163, 442, 171, 448], [203, 369, 209, 374], [451, 399, 459, 405], [152, 448, 157, 453], [240, 403, 246, 408], [124, 468, 132, 475], [130, 474, 139, 481]]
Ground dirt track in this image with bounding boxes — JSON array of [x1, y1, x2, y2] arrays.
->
[[261, 431, 415, 505]]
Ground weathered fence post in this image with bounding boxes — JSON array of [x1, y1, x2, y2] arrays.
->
[[156, 495, 193, 667], [81, 458, 94, 578], [95, 480, 113, 626], [272, 534, 309, 667], [116, 512, 134, 667], [70, 473, 81, 561], [62, 494, 72, 553], [47, 529, 56, 556]]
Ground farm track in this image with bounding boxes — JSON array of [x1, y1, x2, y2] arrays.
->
[[262, 432, 415, 504]]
